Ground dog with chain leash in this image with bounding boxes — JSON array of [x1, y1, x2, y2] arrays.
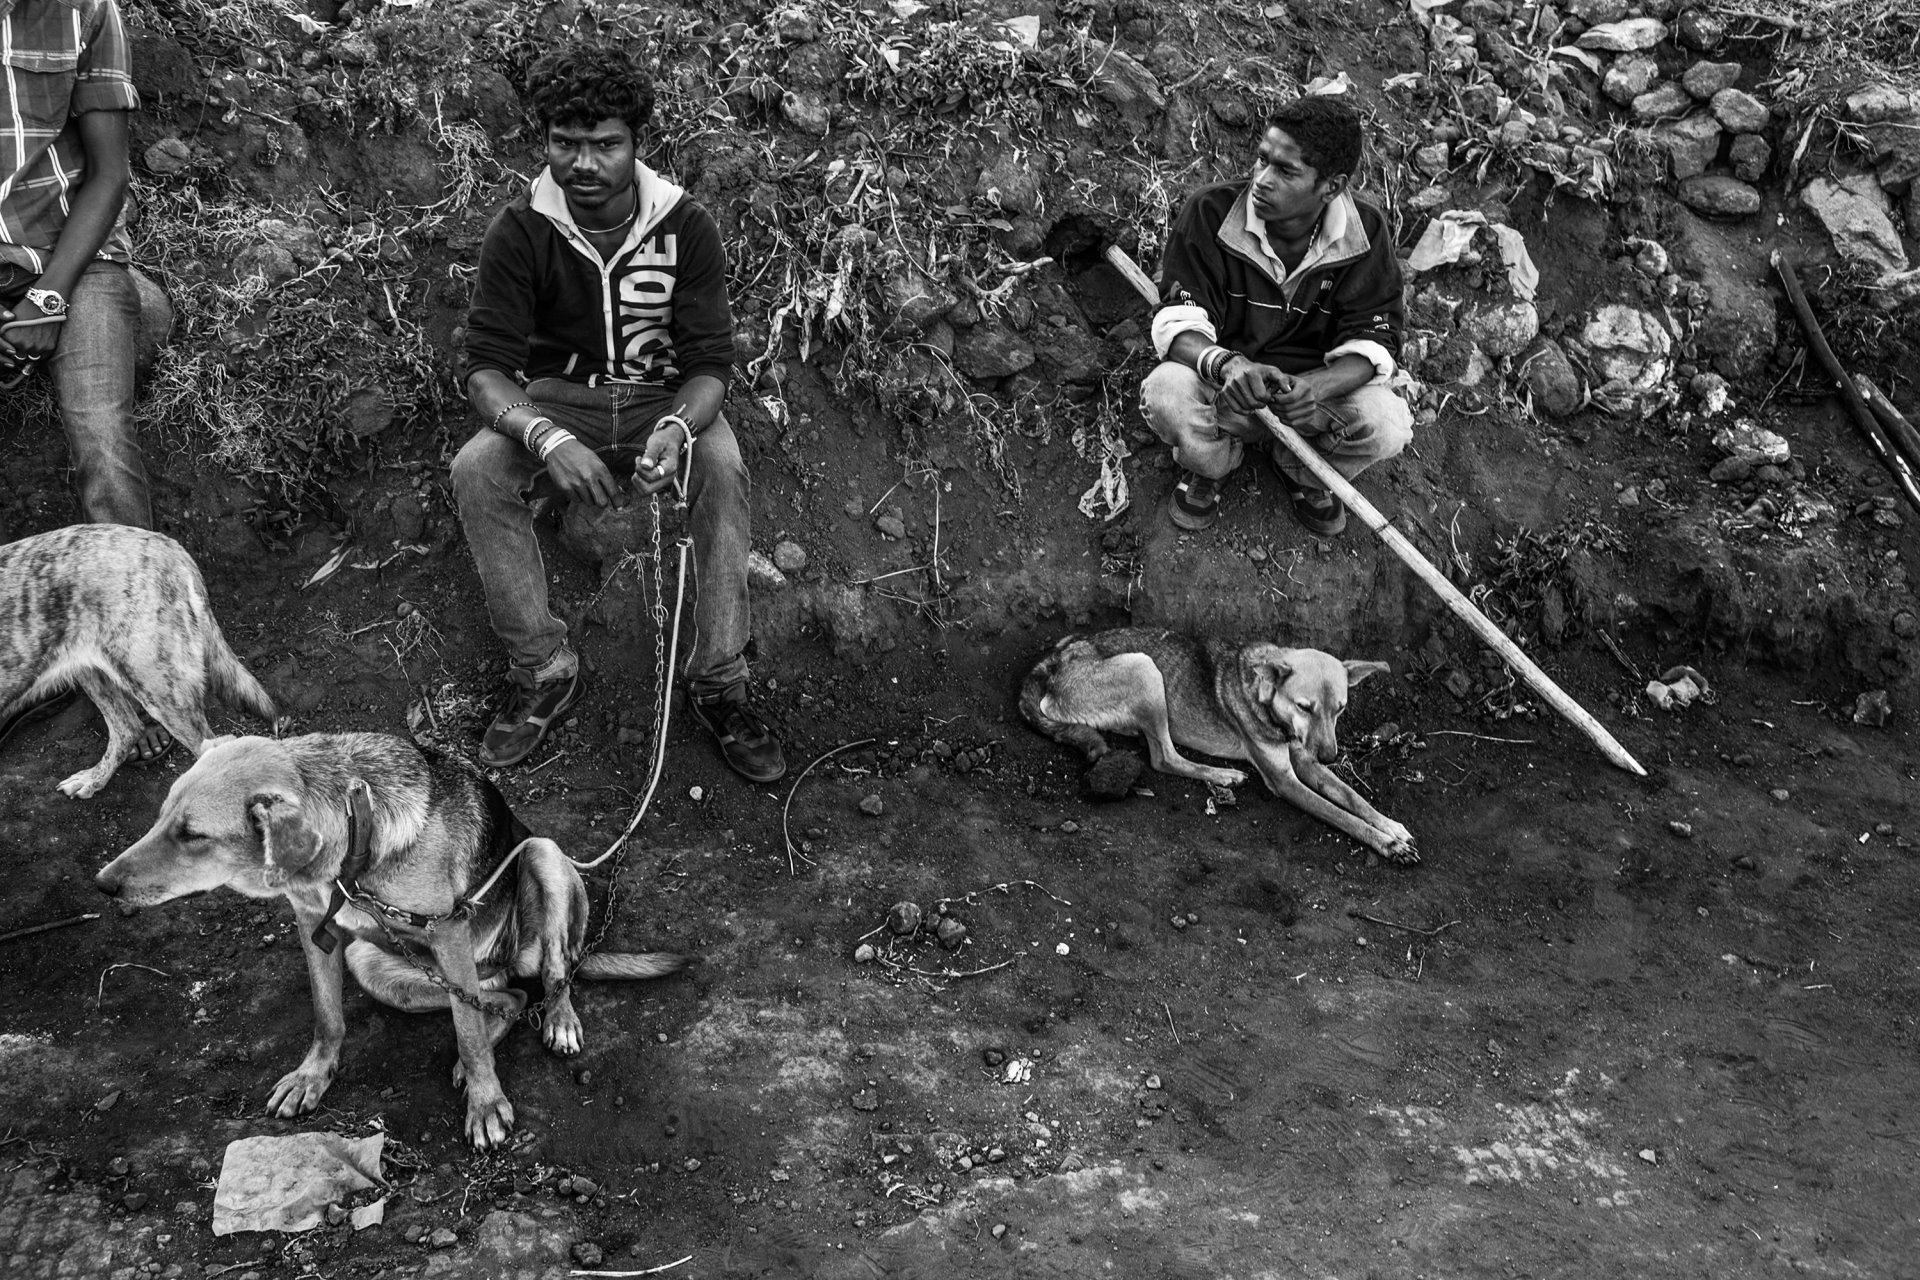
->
[[94, 731, 689, 1149]]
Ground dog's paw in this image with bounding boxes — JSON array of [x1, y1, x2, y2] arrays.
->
[[1202, 766, 1248, 788], [1376, 828, 1421, 866], [543, 1007, 584, 1057], [56, 769, 108, 799], [465, 1093, 516, 1149], [266, 1065, 334, 1116]]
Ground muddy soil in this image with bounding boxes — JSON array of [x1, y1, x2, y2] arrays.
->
[[4, 399, 1920, 1279]]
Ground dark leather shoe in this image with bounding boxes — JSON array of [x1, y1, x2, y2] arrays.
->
[[480, 664, 584, 768]]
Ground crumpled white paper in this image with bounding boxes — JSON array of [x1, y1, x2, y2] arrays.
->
[[212, 1133, 386, 1236], [1645, 666, 1715, 712], [1407, 211, 1540, 301]]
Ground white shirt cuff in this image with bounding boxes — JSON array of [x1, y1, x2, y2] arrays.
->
[[1326, 338, 1396, 384], [1151, 304, 1215, 359]]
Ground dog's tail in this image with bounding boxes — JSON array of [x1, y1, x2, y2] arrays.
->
[[206, 632, 279, 724], [575, 951, 693, 982]]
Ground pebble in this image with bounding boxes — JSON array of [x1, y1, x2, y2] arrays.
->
[[1170, 915, 1188, 931], [987, 1146, 1007, 1162], [772, 540, 808, 573], [575, 1069, 593, 1087], [991, 1222, 1009, 1239], [936, 917, 968, 950], [572, 1244, 604, 1267], [108, 1157, 130, 1176], [1668, 820, 1694, 838], [1145, 1074, 1162, 1090], [570, 1176, 599, 1196], [1638, 1148, 1658, 1165], [1060, 820, 1080, 833], [1876, 822, 1896, 837], [875, 513, 907, 540], [859, 793, 885, 816], [983, 1047, 1006, 1067], [123, 1192, 149, 1212], [684, 1157, 703, 1172], [429, 1228, 458, 1248], [853, 943, 877, 964], [95, 1091, 122, 1112], [851, 1089, 879, 1112], [1769, 789, 1790, 802], [886, 901, 922, 934]]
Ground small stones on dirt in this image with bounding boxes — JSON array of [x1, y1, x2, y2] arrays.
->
[[983, 1047, 1005, 1067], [886, 901, 922, 935], [859, 793, 885, 816], [1638, 1148, 1658, 1165], [1668, 821, 1694, 838], [1144, 1074, 1162, 1090], [572, 1243, 604, 1267], [1853, 690, 1893, 726], [1169, 914, 1188, 931], [853, 943, 877, 964], [1875, 822, 1896, 838], [874, 511, 907, 539], [936, 916, 969, 950], [991, 1223, 1009, 1240], [429, 1227, 458, 1249]]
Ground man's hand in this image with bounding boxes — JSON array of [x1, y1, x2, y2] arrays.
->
[[1217, 356, 1293, 415], [631, 424, 685, 497], [0, 300, 64, 362], [545, 439, 622, 508], [1268, 371, 1333, 436]]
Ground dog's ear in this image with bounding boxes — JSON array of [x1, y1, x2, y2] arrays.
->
[[249, 791, 323, 872], [1251, 660, 1291, 705], [1344, 660, 1390, 688]]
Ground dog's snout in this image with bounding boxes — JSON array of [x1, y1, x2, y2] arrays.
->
[[94, 871, 122, 897]]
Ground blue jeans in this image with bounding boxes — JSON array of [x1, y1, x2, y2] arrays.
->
[[450, 378, 753, 697], [1141, 361, 1412, 487], [3, 261, 158, 526]]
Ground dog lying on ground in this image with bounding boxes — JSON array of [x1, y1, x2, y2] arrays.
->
[[1020, 627, 1417, 864], [94, 732, 687, 1148], [0, 524, 277, 797]]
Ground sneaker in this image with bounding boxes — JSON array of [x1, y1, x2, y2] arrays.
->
[[479, 657, 584, 768], [1168, 469, 1221, 531], [689, 685, 788, 783], [1282, 474, 1348, 536]]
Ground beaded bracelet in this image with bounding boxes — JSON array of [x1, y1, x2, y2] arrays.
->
[[1198, 346, 1236, 385], [488, 399, 535, 436]]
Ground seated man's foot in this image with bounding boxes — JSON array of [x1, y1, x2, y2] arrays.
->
[[689, 685, 787, 783], [480, 653, 584, 768], [1283, 475, 1348, 536], [1168, 469, 1222, 531], [124, 719, 174, 766]]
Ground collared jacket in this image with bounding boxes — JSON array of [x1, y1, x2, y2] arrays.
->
[[463, 160, 735, 388], [0, 0, 140, 273], [1150, 182, 1403, 382]]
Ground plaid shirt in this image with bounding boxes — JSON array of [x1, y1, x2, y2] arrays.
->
[[0, 0, 139, 273]]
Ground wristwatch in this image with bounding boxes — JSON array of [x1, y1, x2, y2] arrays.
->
[[23, 287, 66, 316]]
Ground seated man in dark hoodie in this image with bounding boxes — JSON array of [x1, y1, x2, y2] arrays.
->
[[452, 43, 784, 782], [1145, 94, 1411, 536]]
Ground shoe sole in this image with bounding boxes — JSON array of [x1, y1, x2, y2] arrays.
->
[[1295, 508, 1348, 536]]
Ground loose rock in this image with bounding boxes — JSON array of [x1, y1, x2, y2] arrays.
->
[[1728, 134, 1771, 183], [1660, 114, 1722, 180], [859, 793, 884, 816], [1678, 175, 1761, 219], [1710, 88, 1770, 135], [886, 900, 923, 935], [1681, 61, 1741, 100], [1630, 83, 1693, 122], [772, 540, 808, 573], [1602, 55, 1659, 107], [853, 943, 876, 964], [1519, 339, 1582, 417], [936, 917, 968, 950], [1800, 175, 1910, 276]]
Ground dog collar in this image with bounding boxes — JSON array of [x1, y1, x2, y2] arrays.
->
[[310, 782, 377, 955]]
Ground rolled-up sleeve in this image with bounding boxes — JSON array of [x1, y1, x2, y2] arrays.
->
[[74, 1, 141, 114]]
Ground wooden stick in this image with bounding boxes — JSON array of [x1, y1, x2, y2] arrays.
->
[[1773, 252, 1920, 517], [1855, 374, 1920, 478], [1101, 243, 1645, 776], [1254, 406, 1646, 775], [0, 912, 99, 945]]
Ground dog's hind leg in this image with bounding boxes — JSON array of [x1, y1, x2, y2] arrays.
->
[[507, 840, 589, 1057], [1112, 656, 1247, 788], [56, 671, 142, 798]]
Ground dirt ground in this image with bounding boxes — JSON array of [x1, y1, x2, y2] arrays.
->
[[5, 386, 1920, 1280]]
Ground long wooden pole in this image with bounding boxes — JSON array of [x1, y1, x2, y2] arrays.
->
[[1103, 245, 1647, 777], [1773, 251, 1920, 517]]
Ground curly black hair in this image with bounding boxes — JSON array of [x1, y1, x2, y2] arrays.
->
[[1267, 95, 1364, 180], [526, 42, 655, 138]]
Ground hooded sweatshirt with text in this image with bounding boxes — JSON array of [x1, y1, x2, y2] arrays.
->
[[463, 161, 734, 388]]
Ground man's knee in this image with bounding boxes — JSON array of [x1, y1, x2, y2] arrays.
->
[[1340, 385, 1414, 462], [1140, 361, 1206, 438], [451, 429, 524, 502], [690, 413, 748, 495]]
